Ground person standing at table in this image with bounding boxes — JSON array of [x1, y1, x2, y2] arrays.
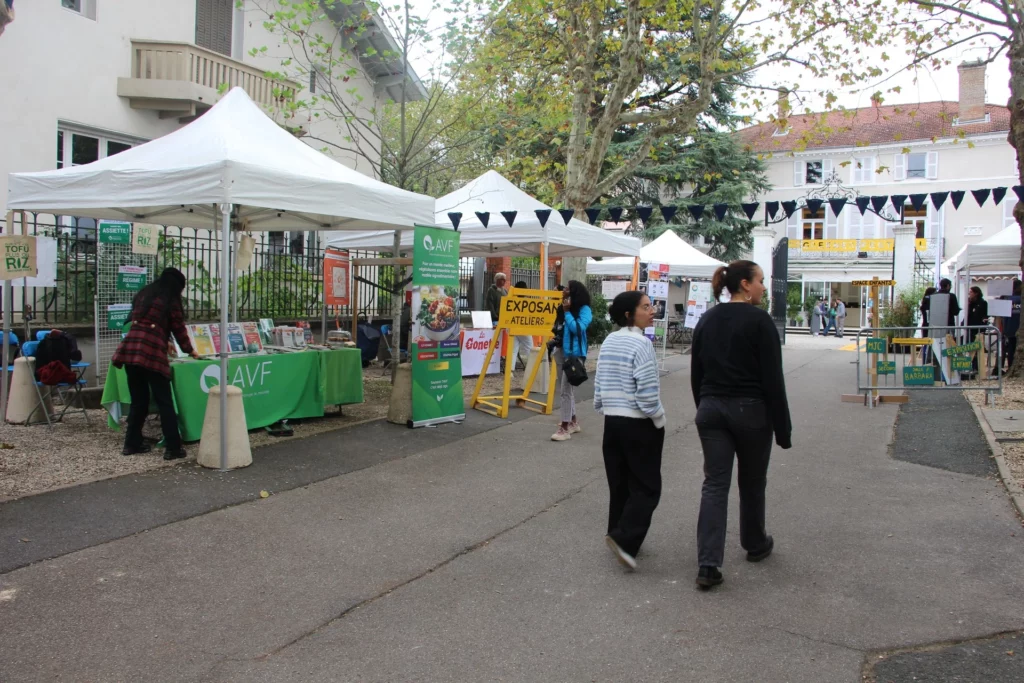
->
[[691, 260, 791, 590], [112, 267, 198, 460]]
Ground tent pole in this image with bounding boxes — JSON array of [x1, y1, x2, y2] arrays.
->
[[1, 211, 14, 423], [390, 230, 402, 385], [231, 227, 239, 322], [219, 203, 232, 472], [630, 257, 640, 290]]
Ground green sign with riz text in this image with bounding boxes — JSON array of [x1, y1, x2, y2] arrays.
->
[[876, 360, 896, 375], [410, 224, 464, 427], [903, 365, 935, 386], [99, 220, 132, 245], [866, 338, 885, 354]]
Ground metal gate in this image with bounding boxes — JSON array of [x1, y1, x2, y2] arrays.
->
[[771, 238, 788, 344]]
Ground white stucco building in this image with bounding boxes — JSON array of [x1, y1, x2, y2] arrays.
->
[[736, 61, 1018, 322], [0, 0, 424, 244]]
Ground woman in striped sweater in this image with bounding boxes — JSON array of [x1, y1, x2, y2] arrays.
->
[[594, 290, 665, 570]]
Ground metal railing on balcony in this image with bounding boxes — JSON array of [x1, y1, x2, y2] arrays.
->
[[788, 237, 942, 260], [119, 40, 297, 117]]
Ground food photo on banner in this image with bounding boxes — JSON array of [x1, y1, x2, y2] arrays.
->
[[410, 224, 465, 427]]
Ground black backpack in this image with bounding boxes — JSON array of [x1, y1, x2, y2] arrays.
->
[[33, 332, 74, 380]]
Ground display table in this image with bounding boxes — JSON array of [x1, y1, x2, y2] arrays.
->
[[101, 348, 363, 442]]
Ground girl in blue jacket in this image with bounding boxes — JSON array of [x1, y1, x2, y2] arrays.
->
[[552, 280, 593, 441]]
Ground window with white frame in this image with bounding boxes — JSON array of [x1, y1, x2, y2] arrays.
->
[[801, 207, 824, 240], [893, 151, 938, 181], [57, 125, 139, 169], [845, 208, 879, 239], [902, 204, 928, 239], [793, 159, 833, 186], [1003, 196, 1017, 229], [850, 156, 876, 184], [62, 0, 97, 19]]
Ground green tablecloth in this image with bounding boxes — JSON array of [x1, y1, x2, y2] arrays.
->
[[101, 348, 363, 442]]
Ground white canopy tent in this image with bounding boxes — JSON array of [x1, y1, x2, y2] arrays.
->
[[4, 87, 435, 469], [326, 170, 642, 259], [586, 230, 725, 279], [944, 225, 1022, 278]]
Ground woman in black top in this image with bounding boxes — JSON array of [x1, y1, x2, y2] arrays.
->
[[690, 260, 792, 590]]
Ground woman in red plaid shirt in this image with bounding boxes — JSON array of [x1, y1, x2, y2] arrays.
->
[[112, 267, 198, 460]]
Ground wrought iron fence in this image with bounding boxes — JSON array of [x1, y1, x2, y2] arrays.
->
[[0, 213, 407, 326]]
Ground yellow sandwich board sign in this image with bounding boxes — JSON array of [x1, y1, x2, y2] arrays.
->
[[470, 287, 562, 419]]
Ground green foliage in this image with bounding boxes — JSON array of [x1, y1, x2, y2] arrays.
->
[[235, 255, 321, 321], [155, 234, 216, 317], [879, 285, 927, 338], [588, 292, 612, 345], [787, 283, 803, 319]]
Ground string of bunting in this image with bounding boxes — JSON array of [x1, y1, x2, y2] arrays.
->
[[444, 186, 1024, 230]]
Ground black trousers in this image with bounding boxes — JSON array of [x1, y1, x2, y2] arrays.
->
[[695, 396, 773, 568], [602, 415, 665, 557], [124, 364, 181, 451]]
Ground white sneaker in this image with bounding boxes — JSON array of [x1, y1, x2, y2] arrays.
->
[[568, 421, 581, 434], [605, 535, 637, 570], [551, 426, 571, 441]]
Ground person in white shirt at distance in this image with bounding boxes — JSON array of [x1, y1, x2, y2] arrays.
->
[[593, 290, 666, 571]]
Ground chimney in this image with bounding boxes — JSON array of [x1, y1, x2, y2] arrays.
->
[[958, 60, 987, 122], [776, 88, 790, 124]]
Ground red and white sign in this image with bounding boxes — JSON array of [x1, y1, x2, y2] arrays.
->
[[461, 328, 500, 376], [648, 262, 670, 280], [323, 248, 350, 306]]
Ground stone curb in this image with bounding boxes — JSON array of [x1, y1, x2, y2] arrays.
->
[[970, 400, 1024, 522]]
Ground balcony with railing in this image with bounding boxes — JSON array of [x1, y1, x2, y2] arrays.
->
[[788, 238, 942, 261], [117, 40, 298, 121]]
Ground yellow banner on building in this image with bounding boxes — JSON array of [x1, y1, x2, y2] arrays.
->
[[794, 238, 931, 253]]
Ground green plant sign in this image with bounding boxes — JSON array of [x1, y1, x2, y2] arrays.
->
[[877, 360, 896, 375], [107, 304, 132, 330], [950, 356, 973, 372], [99, 221, 132, 245], [116, 266, 147, 291], [942, 341, 981, 357], [903, 365, 935, 386]]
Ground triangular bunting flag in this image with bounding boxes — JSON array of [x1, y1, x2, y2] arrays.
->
[[805, 198, 823, 217], [585, 208, 601, 225], [501, 211, 517, 227], [971, 189, 990, 207], [475, 211, 490, 228], [909, 194, 927, 212], [1014, 186, 1024, 202], [535, 209, 552, 227], [660, 206, 678, 223], [855, 196, 871, 215], [636, 207, 654, 225], [950, 191, 966, 209], [993, 187, 1008, 205], [741, 203, 759, 220], [870, 196, 889, 214], [890, 195, 908, 212], [713, 203, 729, 221], [781, 200, 798, 218], [688, 205, 705, 221], [828, 198, 847, 217], [608, 207, 624, 223], [558, 209, 575, 224], [448, 212, 462, 230], [929, 192, 949, 211], [765, 201, 780, 220]]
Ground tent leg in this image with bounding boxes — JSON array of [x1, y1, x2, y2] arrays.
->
[[540, 242, 547, 289], [1, 211, 13, 423], [391, 230, 402, 385], [231, 228, 239, 323], [219, 203, 232, 472]]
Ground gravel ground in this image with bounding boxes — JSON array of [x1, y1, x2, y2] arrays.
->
[[0, 358, 600, 501], [965, 376, 1024, 496]]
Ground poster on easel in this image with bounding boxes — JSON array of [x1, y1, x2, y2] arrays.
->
[[410, 225, 464, 427], [324, 248, 350, 306]]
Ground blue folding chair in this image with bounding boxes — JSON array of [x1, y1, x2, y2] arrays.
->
[[3, 330, 18, 371], [20, 338, 90, 427]]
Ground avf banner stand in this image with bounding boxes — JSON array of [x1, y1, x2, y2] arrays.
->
[[470, 287, 561, 419], [410, 224, 465, 427]]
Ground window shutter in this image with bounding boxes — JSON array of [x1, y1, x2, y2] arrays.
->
[[893, 153, 906, 181], [926, 205, 943, 241], [825, 206, 839, 239], [925, 151, 939, 180], [195, 0, 233, 56], [1004, 197, 1016, 229], [787, 210, 800, 240], [863, 155, 876, 183], [793, 161, 805, 186], [822, 158, 833, 180], [862, 211, 878, 239]]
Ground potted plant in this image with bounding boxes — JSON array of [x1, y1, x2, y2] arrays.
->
[[879, 284, 927, 353]]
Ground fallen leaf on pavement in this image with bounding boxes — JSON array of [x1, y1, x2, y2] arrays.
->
[[259, 490, 270, 498]]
